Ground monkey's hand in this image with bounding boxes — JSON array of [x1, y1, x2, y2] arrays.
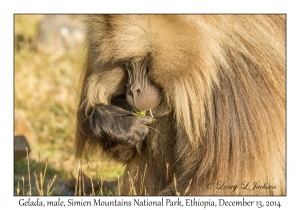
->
[[89, 104, 153, 147]]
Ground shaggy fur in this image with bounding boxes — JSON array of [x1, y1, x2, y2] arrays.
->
[[75, 15, 286, 195]]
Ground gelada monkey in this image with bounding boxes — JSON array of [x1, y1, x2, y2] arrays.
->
[[75, 15, 285, 195]]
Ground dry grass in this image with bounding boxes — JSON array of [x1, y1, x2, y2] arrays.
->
[[71, 162, 192, 196], [14, 14, 125, 196]]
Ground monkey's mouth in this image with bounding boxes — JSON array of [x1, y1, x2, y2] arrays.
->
[[111, 94, 170, 117], [144, 101, 161, 117], [147, 100, 170, 117]]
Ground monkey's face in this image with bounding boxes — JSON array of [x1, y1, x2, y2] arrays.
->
[[124, 56, 169, 117]]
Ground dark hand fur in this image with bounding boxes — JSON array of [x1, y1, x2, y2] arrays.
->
[[89, 104, 153, 147]]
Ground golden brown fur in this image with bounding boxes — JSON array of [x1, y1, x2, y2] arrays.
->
[[75, 15, 286, 195]]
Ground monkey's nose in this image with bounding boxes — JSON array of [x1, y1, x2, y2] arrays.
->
[[126, 83, 160, 111], [129, 81, 142, 95], [126, 85, 141, 110], [131, 87, 141, 97], [126, 85, 140, 98]]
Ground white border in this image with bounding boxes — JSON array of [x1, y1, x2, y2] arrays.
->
[[2, 1, 299, 209]]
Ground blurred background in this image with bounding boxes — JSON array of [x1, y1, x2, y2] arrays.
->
[[14, 15, 124, 196]]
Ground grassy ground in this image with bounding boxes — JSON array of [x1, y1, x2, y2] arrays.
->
[[14, 15, 125, 196]]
